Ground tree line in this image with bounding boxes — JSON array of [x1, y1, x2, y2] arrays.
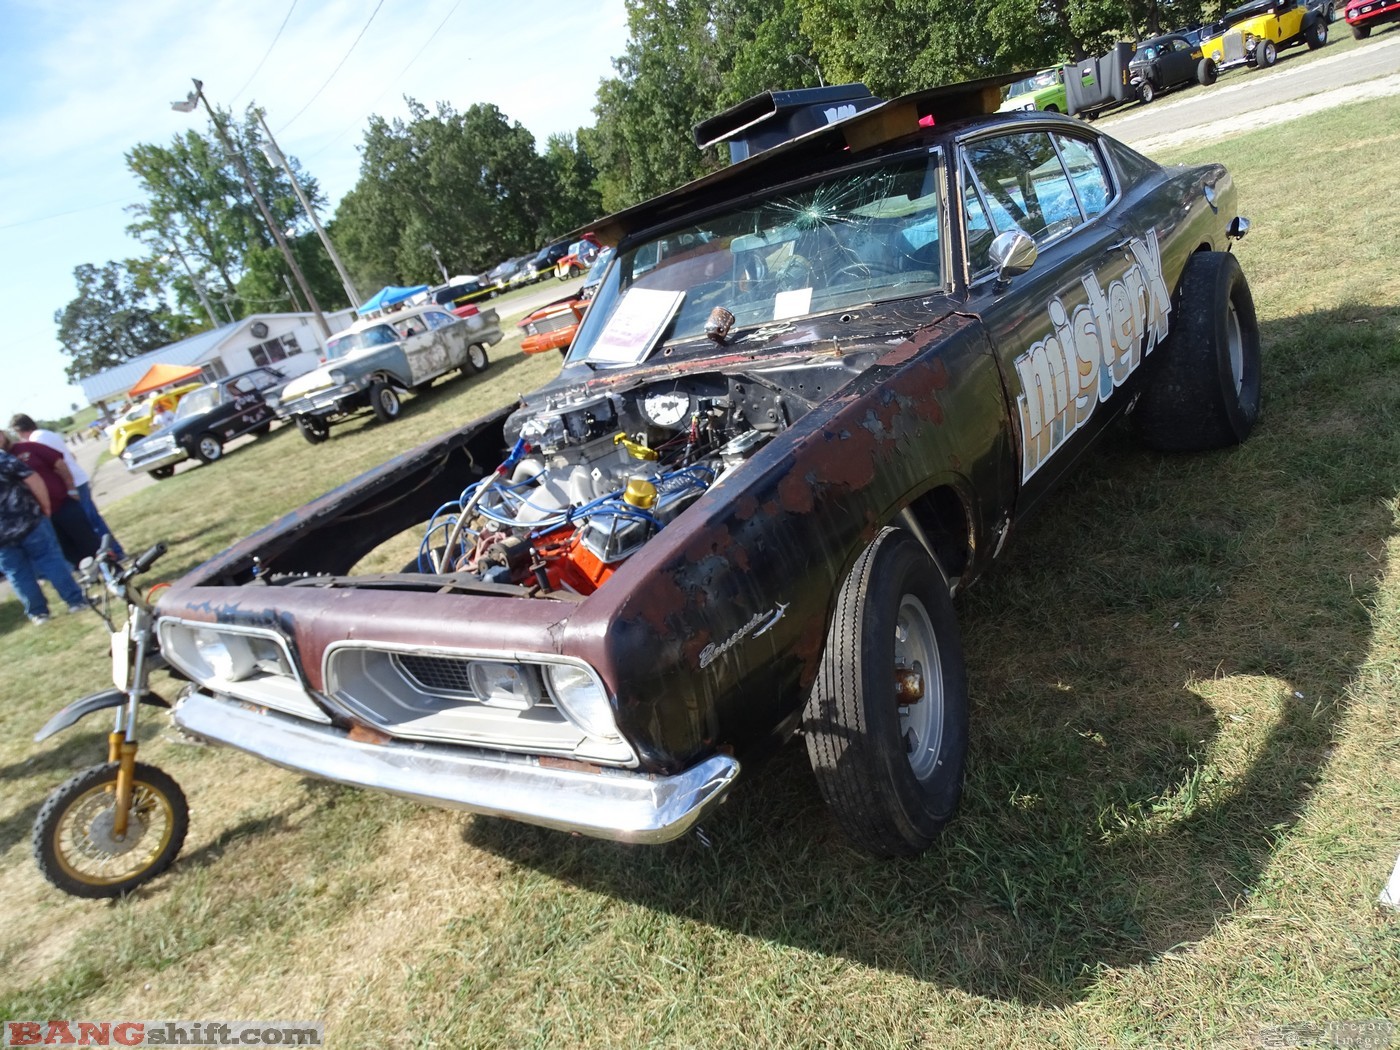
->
[[57, 0, 1213, 383]]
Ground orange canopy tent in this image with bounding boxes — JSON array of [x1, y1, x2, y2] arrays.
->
[[127, 363, 204, 398]]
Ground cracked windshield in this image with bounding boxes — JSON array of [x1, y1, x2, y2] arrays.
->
[[571, 151, 945, 362]]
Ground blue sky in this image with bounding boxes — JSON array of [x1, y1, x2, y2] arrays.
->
[[0, 0, 631, 420]]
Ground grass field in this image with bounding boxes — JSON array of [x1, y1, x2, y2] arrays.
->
[[2, 96, 1399, 1049]]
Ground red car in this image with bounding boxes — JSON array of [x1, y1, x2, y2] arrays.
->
[[519, 296, 588, 355], [1345, 0, 1400, 36]]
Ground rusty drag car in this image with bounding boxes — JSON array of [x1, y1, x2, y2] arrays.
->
[[157, 80, 1258, 858]]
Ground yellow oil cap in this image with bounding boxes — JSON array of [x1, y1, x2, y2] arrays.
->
[[614, 432, 659, 461], [623, 477, 658, 509]]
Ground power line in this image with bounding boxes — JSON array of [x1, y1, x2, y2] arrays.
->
[[0, 196, 141, 231], [300, 0, 465, 162], [230, 0, 300, 104], [278, 0, 387, 132]]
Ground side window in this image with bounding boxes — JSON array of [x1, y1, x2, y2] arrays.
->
[[961, 162, 998, 276], [424, 310, 456, 330], [962, 131, 1082, 250], [1054, 135, 1112, 219]]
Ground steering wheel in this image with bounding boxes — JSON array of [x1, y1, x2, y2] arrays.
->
[[775, 254, 814, 291], [832, 259, 900, 283]]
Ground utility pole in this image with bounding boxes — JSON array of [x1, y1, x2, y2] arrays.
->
[[166, 240, 220, 327], [256, 109, 362, 309], [172, 79, 330, 337]]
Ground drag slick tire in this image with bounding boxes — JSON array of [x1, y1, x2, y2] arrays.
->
[[803, 527, 969, 858], [1133, 251, 1261, 452], [370, 381, 402, 423], [32, 761, 188, 899]]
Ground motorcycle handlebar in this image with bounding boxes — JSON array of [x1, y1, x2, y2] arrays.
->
[[131, 542, 167, 576]]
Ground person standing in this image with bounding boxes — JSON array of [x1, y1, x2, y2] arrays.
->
[[8, 412, 124, 559], [0, 430, 100, 566], [0, 449, 88, 625]]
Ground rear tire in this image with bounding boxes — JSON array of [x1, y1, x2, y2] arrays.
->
[[466, 344, 490, 374], [296, 416, 329, 444], [370, 381, 402, 423], [1133, 251, 1262, 452], [193, 433, 223, 464], [1305, 19, 1328, 47], [1197, 57, 1218, 85], [803, 528, 969, 858]]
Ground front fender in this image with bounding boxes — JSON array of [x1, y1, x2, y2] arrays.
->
[[34, 689, 169, 743]]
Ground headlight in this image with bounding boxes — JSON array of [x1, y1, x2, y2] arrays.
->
[[468, 661, 541, 710], [546, 664, 620, 742], [158, 619, 328, 722], [329, 369, 347, 385]]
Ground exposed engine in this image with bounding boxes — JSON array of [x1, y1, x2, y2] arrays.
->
[[414, 378, 774, 594]]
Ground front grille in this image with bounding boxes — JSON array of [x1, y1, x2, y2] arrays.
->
[[396, 653, 473, 697], [533, 311, 579, 335]]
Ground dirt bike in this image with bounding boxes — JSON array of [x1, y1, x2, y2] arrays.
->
[[30, 536, 189, 898]]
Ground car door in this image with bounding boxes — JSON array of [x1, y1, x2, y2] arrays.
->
[[423, 309, 471, 369], [220, 375, 268, 439], [1162, 38, 1197, 85], [960, 127, 1169, 514], [394, 315, 446, 385]]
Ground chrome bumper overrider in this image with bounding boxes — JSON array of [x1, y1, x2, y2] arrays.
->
[[174, 689, 740, 843]]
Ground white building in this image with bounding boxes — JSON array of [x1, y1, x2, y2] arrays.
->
[[78, 310, 357, 408]]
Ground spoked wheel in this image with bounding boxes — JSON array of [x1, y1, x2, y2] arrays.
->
[[297, 416, 329, 444], [804, 527, 969, 858], [33, 762, 188, 898]]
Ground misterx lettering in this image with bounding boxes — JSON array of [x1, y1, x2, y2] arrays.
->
[[1014, 229, 1172, 481]]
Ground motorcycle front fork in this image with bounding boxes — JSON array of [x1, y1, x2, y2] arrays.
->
[[106, 605, 152, 839]]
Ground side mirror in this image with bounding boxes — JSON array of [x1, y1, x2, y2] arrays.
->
[[989, 230, 1038, 284]]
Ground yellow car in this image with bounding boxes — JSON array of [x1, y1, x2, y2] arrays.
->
[[107, 381, 203, 456], [1197, 0, 1330, 72]]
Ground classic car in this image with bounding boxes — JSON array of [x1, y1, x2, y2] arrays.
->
[[158, 79, 1259, 859], [107, 381, 204, 456], [430, 277, 495, 311], [1197, 0, 1329, 70], [1345, 0, 1400, 36], [277, 302, 504, 443], [555, 236, 602, 280], [520, 247, 615, 355], [122, 367, 287, 479], [1128, 32, 1216, 102], [997, 67, 1070, 113]]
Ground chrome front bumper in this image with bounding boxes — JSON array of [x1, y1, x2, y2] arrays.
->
[[173, 689, 740, 843], [124, 445, 186, 473]]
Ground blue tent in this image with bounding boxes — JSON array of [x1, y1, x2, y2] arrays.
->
[[357, 284, 430, 314]]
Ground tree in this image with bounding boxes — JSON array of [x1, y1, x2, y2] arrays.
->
[[336, 99, 556, 285], [54, 261, 190, 381]]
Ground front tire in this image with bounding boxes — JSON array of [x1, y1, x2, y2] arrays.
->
[[370, 381, 402, 423], [1133, 251, 1262, 452], [148, 466, 175, 481], [1352, 23, 1370, 38], [803, 528, 969, 858], [296, 416, 329, 444], [1138, 79, 1156, 104], [1305, 19, 1328, 47], [32, 762, 189, 899], [1198, 57, 1218, 86], [1255, 39, 1278, 67], [193, 432, 223, 464]]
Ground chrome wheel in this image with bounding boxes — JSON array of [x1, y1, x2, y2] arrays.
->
[[895, 594, 944, 781]]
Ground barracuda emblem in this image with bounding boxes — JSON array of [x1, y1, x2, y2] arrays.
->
[[699, 603, 789, 669], [1014, 229, 1172, 481]]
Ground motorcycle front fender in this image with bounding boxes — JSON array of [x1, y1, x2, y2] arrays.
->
[[33, 689, 170, 743]]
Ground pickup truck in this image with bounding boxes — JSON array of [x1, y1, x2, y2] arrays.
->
[[156, 80, 1259, 859]]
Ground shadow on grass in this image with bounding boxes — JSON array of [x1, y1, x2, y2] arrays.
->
[[465, 303, 1400, 1005]]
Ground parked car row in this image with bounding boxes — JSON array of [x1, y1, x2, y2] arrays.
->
[[120, 302, 506, 478]]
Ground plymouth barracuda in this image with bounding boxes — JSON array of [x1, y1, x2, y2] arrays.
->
[[278, 302, 504, 443], [156, 79, 1259, 859]]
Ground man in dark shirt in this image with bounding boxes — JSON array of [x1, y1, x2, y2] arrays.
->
[[0, 430, 99, 566], [0, 450, 89, 624]]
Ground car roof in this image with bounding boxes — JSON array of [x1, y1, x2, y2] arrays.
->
[[570, 72, 1028, 247]]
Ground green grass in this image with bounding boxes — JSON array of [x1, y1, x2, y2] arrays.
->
[[3, 99, 1399, 1048]]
